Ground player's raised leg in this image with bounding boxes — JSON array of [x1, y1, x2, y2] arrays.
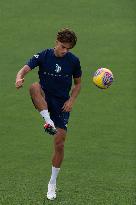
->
[[47, 128, 66, 200], [29, 82, 57, 135]]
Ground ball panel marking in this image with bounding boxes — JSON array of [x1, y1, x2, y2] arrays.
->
[[93, 68, 114, 89]]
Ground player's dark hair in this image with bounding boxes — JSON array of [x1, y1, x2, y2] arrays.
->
[[57, 28, 77, 48]]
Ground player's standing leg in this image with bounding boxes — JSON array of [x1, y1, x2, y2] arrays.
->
[[29, 82, 57, 135], [47, 128, 66, 200]]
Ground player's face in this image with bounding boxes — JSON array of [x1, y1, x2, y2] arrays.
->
[[54, 41, 72, 57]]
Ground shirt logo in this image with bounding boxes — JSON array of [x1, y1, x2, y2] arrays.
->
[[34, 54, 39, 58], [55, 64, 62, 73]]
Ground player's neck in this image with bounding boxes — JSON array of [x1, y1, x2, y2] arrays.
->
[[53, 48, 59, 57]]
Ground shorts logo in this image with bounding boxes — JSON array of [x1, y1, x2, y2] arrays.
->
[[55, 64, 62, 73]]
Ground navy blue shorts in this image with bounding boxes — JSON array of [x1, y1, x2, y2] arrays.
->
[[44, 93, 70, 131]]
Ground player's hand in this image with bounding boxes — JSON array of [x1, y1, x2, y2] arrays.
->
[[62, 98, 75, 112], [15, 78, 24, 89]]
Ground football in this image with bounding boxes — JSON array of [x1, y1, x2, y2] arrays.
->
[[93, 68, 114, 89]]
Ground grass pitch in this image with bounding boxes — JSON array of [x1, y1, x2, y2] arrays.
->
[[0, 0, 136, 204]]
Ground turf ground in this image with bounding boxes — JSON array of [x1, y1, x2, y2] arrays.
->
[[0, 0, 136, 204]]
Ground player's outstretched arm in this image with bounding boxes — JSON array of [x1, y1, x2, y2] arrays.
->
[[15, 65, 31, 89]]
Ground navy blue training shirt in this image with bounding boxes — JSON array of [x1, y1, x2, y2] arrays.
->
[[27, 49, 82, 99]]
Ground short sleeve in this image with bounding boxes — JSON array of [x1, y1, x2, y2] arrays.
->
[[73, 57, 82, 78], [26, 53, 41, 69]]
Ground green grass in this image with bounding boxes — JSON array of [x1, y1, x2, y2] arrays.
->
[[0, 0, 136, 204]]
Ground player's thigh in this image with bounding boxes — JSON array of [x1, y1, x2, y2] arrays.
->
[[29, 82, 45, 97]]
